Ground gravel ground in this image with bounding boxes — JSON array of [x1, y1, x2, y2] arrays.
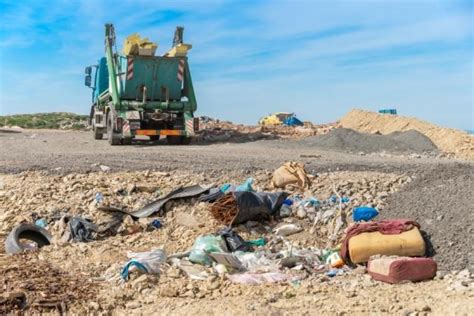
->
[[298, 128, 439, 154], [0, 129, 459, 175], [0, 129, 473, 314], [381, 163, 474, 271]]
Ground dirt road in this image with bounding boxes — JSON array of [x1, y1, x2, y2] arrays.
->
[[0, 129, 466, 174]]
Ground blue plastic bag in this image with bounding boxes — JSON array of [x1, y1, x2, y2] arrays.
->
[[353, 207, 379, 222], [235, 177, 254, 192]]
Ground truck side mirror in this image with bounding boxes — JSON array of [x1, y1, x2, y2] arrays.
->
[[85, 75, 92, 87], [85, 66, 92, 75]]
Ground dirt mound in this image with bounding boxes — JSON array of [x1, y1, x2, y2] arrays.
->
[[0, 252, 98, 313], [339, 109, 474, 160], [299, 128, 438, 154]]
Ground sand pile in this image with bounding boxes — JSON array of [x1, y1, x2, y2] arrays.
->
[[298, 128, 438, 155], [339, 109, 474, 160]]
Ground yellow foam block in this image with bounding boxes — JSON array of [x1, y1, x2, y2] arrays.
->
[[164, 43, 192, 57], [348, 227, 426, 264], [123, 34, 158, 56]]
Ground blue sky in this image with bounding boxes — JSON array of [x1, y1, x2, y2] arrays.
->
[[0, 0, 472, 129]]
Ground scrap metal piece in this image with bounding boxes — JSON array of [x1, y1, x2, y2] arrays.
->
[[130, 184, 212, 218]]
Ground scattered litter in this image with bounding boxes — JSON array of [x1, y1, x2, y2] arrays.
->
[[189, 235, 228, 266], [5, 223, 52, 254], [368, 256, 437, 284], [279, 204, 292, 217], [68, 217, 98, 242], [95, 192, 104, 203], [235, 177, 255, 192], [171, 258, 209, 280], [234, 252, 277, 272], [326, 269, 344, 277], [227, 272, 293, 285], [273, 223, 303, 237], [341, 219, 425, 264], [246, 238, 266, 247], [210, 191, 288, 226], [218, 227, 251, 252], [99, 165, 111, 172], [353, 206, 379, 222], [122, 249, 166, 281], [208, 253, 245, 270], [129, 184, 212, 218], [272, 161, 311, 189], [150, 219, 162, 229], [35, 218, 47, 228]]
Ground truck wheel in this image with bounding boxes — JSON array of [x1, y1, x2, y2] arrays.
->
[[150, 135, 160, 142], [107, 114, 121, 145], [181, 137, 192, 145], [166, 136, 191, 145], [93, 125, 103, 140], [166, 135, 182, 145]]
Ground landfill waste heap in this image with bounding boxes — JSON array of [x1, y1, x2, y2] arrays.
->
[[1, 163, 472, 314]]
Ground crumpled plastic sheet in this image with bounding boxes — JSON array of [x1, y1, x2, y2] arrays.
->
[[121, 249, 167, 280], [227, 272, 294, 285]]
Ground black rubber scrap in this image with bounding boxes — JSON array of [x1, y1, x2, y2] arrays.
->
[[5, 223, 52, 254]]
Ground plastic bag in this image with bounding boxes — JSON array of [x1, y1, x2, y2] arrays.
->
[[234, 251, 277, 273], [235, 177, 254, 192], [218, 227, 250, 252], [274, 223, 303, 236], [121, 248, 166, 280], [189, 235, 228, 266], [228, 272, 292, 284], [272, 162, 310, 189], [353, 207, 379, 222], [232, 191, 289, 224]]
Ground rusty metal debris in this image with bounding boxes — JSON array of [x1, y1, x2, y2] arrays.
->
[[210, 193, 238, 225]]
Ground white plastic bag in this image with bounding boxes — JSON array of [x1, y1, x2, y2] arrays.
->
[[122, 248, 167, 280]]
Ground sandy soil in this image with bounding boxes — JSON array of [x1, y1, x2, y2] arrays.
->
[[0, 129, 473, 314]]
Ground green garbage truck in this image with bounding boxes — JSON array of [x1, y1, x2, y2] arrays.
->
[[84, 24, 198, 145]]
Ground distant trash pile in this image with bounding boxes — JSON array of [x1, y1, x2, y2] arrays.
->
[[197, 116, 336, 142]]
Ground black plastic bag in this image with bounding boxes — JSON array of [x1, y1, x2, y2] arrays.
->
[[232, 191, 289, 225], [218, 227, 250, 252]]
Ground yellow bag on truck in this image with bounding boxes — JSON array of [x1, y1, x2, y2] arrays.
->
[[348, 227, 425, 264]]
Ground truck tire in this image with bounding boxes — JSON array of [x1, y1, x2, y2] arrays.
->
[[107, 114, 121, 145], [93, 125, 103, 140], [181, 137, 192, 145], [166, 135, 182, 145], [5, 223, 52, 254], [150, 135, 160, 142], [166, 136, 192, 145]]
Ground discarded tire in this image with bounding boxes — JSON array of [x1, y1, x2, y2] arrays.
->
[[5, 223, 52, 254]]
